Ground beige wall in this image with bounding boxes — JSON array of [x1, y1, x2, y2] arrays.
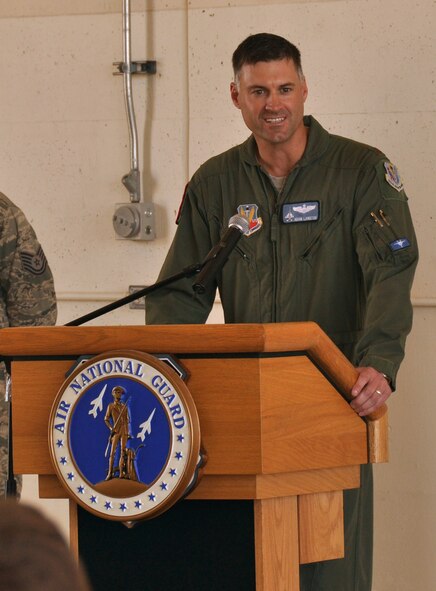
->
[[1, 1, 434, 589]]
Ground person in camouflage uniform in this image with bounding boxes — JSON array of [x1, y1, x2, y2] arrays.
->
[[0, 192, 57, 498]]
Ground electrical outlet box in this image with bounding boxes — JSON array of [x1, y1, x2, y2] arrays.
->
[[128, 285, 147, 309], [113, 202, 155, 241]]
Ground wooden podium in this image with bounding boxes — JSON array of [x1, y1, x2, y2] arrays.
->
[[2, 322, 388, 590]]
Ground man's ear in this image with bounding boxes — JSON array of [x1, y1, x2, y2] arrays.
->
[[302, 77, 309, 102], [230, 82, 240, 109]]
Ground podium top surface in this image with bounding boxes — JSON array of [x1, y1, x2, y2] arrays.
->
[[0, 321, 337, 356], [0, 322, 386, 422]]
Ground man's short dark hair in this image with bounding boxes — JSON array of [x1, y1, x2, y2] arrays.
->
[[232, 33, 303, 80]]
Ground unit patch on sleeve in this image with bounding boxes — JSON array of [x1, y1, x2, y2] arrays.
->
[[384, 162, 404, 192], [282, 201, 320, 223]]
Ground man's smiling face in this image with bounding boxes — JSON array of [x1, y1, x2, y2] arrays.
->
[[230, 58, 308, 149]]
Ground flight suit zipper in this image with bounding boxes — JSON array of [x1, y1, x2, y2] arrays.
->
[[259, 163, 301, 323], [257, 166, 281, 323], [270, 165, 303, 322], [270, 213, 279, 322]]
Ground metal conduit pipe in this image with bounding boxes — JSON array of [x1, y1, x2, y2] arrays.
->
[[121, 0, 140, 202], [113, 0, 156, 240]]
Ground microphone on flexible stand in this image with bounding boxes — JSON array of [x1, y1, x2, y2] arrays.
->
[[64, 215, 251, 326], [192, 215, 250, 295]]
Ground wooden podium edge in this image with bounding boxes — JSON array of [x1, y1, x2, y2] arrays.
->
[[261, 323, 389, 463], [3, 322, 388, 464]]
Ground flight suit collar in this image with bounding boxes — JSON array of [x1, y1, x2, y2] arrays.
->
[[241, 115, 330, 168]]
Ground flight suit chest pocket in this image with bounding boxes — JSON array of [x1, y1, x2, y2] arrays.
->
[[299, 207, 345, 262]]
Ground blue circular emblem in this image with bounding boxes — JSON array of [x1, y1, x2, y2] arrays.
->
[[48, 351, 202, 522]]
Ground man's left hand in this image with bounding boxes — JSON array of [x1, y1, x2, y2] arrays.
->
[[350, 366, 392, 417]]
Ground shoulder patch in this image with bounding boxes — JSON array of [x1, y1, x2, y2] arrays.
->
[[19, 246, 48, 275], [384, 161, 404, 192], [237, 204, 263, 236]]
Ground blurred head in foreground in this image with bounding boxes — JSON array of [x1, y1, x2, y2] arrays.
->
[[0, 500, 91, 591]]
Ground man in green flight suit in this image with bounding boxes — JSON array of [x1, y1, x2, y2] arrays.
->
[[0, 192, 57, 499], [146, 33, 418, 590]]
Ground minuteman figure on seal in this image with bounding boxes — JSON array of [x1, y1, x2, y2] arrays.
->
[[104, 386, 131, 480]]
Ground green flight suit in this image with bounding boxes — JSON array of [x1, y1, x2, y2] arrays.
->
[[146, 116, 418, 590]]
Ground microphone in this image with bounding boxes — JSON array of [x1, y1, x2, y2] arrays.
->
[[192, 215, 251, 295]]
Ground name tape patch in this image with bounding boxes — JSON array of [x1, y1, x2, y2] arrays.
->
[[282, 202, 320, 223]]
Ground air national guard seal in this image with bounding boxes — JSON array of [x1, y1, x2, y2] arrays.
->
[[48, 350, 203, 522]]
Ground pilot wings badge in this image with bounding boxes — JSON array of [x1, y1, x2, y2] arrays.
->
[[48, 350, 203, 522]]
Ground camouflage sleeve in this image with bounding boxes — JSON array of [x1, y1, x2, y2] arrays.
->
[[0, 193, 57, 328], [0, 193, 57, 497]]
